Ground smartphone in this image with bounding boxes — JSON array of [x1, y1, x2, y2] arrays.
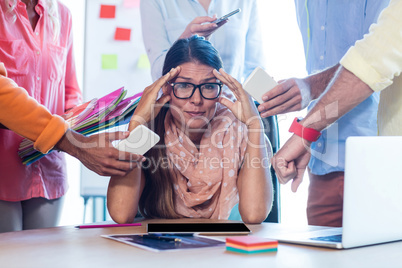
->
[[115, 125, 160, 155], [243, 67, 278, 104], [212, 8, 241, 24], [147, 223, 251, 235]]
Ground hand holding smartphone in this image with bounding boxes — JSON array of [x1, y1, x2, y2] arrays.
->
[[115, 125, 160, 155], [212, 8, 241, 24], [243, 67, 278, 104]]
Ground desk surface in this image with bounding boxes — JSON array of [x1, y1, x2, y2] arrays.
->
[[1, 219, 401, 268]]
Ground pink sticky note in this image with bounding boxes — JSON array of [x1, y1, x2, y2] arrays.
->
[[114, 27, 131, 41], [123, 0, 140, 8], [100, 5, 116, 19]]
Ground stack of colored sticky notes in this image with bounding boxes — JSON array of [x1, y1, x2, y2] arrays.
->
[[226, 236, 278, 254]]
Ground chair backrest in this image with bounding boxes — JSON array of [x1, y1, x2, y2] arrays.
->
[[259, 111, 281, 223]]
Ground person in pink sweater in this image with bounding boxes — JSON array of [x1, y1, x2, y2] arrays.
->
[[0, 0, 141, 232]]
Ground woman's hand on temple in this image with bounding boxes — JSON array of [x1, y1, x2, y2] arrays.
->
[[213, 68, 261, 128], [128, 67, 180, 131]]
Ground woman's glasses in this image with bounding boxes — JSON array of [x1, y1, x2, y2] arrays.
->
[[170, 82, 222, 100]]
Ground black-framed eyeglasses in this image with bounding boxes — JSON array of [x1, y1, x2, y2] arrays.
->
[[170, 82, 222, 100]]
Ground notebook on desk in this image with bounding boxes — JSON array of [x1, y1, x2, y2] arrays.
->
[[269, 136, 402, 249]]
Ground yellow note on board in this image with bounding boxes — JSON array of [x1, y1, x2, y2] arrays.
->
[[137, 54, 150, 69], [102, 54, 118, 70]]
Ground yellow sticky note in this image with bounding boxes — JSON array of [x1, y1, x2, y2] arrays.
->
[[102, 54, 118, 70], [137, 54, 150, 69]]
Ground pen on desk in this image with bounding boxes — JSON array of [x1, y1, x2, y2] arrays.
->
[[141, 234, 181, 242], [76, 223, 142, 229]]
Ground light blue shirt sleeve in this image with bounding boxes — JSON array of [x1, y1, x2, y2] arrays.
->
[[140, 0, 266, 82], [140, 0, 176, 81], [294, 0, 390, 175], [243, 0, 266, 80]]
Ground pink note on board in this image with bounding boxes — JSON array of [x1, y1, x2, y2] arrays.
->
[[114, 27, 131, 41], [123, 0, 140, 8], [100, 5, 116, 19]]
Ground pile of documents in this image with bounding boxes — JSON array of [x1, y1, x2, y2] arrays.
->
[[226, 236, 278, 254], [18, 87, 142, 165]]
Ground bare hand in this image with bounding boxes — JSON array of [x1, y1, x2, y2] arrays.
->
[[56, 130, 145, 177], [180, 16, 228, 40], [129, 67, 180, 131], [258, 78, 311, 118], [213, 68, 261, 127], [271, 135, 311, 192]]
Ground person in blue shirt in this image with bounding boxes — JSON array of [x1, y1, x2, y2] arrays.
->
[[140, 0, 266, 83], [258, 0, 390, 227]]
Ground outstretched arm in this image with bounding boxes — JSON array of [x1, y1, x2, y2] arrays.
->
[[272, 66, 373, 192], [258, 64, 339, 118], [55, 130, 145, 177], [273, 0, 402, 191], [140, 1, 223, 81]]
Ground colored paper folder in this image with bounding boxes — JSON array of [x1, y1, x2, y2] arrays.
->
[[18, 88, 142, 165]]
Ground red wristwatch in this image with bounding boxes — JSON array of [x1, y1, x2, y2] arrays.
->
[[289, 117, 321, 142]]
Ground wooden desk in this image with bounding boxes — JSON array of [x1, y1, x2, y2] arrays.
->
[[1, 219, 401, 268]]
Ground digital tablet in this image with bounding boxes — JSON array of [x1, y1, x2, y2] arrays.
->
[[147, 223, 251, 235]]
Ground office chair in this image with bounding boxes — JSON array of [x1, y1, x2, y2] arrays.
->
[[257, 102, 281, 223]]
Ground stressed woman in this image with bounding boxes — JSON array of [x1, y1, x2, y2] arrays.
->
[[107, 36, 273, 224]]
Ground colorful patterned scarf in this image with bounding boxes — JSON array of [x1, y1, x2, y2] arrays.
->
[[164, 104, 248, 219]]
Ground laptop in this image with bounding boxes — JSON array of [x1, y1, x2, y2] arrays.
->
[[269, 136, 402, 249]]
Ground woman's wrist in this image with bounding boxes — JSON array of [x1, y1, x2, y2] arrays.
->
[[246, 117, 263, 130], [128, 114, 149, 132]]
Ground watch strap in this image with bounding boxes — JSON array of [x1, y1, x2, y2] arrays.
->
[[289, 117, 321, 142]]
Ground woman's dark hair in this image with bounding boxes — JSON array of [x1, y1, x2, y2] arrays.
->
[[162, 35, 223, 75], [139, 36, 223, 218]]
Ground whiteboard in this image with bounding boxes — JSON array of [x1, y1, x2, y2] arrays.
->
[[81, 0, 152, 197]]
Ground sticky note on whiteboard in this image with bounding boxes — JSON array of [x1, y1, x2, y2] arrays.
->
[[114, 27, 131, 41], [100, 5, 116, 19], [102, 54, 118, 70], [123, 0, 140, 8], [137, 54, 150, 69]]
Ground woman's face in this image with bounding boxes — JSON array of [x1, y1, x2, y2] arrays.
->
[[168, 62, 220, 137]]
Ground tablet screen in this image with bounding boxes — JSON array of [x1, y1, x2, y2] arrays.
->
[[147, 223, 251, 235]]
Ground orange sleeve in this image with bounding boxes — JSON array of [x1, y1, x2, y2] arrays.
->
[[0, 63, 69, 154]]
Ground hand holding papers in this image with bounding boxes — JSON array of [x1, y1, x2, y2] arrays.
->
[[18, 87, 142, 165]]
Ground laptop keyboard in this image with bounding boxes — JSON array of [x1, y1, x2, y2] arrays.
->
[[310, 234, 342, 242]]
